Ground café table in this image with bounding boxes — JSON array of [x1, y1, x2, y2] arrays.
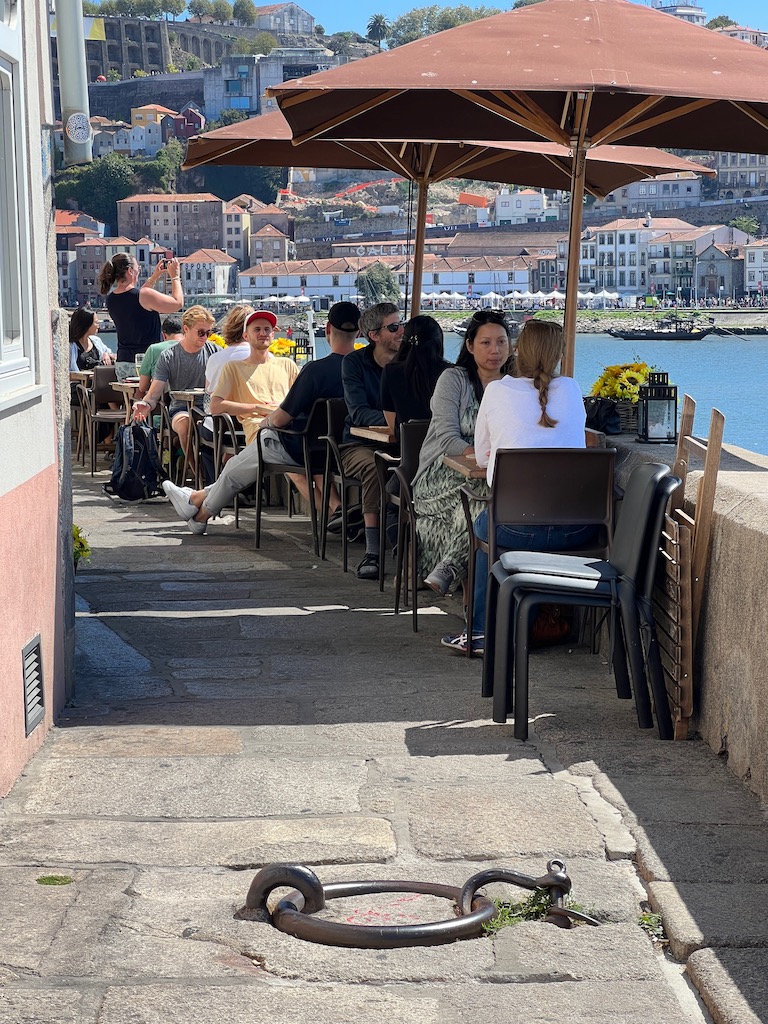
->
[[350, 424, 397, 445], [442, 427, 606, 480], [111, 379, 140, 424], [69, 369, 93, 386]]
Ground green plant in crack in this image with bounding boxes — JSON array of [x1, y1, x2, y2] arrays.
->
[[36, 874, 74, 886], [482, 888, 593, 935], [638, 910, 668, 946]]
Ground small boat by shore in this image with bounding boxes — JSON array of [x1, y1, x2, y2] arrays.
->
[[607, 317, 714, 341]]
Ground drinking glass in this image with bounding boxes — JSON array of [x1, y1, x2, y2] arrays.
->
[[134, 353, 145, 376]]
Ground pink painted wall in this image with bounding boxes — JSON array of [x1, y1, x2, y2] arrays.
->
[[0, 463, 63, 797]]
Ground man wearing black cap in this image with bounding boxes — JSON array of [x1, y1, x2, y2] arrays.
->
[[163, 302, 361, 534]]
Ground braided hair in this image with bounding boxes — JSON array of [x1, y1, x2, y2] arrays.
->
[[514, 320, 565, 428]]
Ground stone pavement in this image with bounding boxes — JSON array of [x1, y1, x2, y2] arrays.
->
[[1, 462, 767, 1023]]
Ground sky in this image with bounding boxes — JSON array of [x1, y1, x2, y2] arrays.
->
[[311, 0, 767, 42]]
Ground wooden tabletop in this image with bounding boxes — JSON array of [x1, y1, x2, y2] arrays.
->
[[170, 388, 206, 402], [110, 380, 140, 394], [350, 424, 397, 444], [69, 370, 93, 384], [442, 453, 485, 479]]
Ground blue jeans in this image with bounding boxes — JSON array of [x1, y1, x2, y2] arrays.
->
[[472, 509, 598, 634]]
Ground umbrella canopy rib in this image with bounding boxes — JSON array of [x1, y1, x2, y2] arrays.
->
[[594, 98, 715, 146], [289, 90, 405, 145]]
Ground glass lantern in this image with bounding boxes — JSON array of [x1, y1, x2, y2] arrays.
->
[[637, 372, 678, 444]]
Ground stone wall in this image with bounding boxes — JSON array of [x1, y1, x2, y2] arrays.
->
[[613, 436, 768, 805], [85, 74, 206, 124]]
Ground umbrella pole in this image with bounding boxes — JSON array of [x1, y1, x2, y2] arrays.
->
[[410, 178, 428, 318], [563, 145, 586, 378]]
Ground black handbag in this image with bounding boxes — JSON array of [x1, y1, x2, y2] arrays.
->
[[583, 396, 621, 435]]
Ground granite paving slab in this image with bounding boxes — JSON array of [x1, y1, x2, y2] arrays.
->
[[0, 816, 396, 868], [407, 783, 606, 860], [7, 757, 368, 818], [634, 822, 768, 884]]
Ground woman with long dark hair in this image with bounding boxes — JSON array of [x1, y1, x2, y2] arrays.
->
[[411, 310, 514, 598], [380, 314, 450, 432], [68, 306, 114, 371], [98, 252, 183, 380]]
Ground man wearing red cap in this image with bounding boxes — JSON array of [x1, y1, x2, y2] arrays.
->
[[162, 309, 298, 532]]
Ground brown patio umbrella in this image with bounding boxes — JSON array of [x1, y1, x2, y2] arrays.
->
[[269, 0, 768, 370], [183, 108, 713, 316]]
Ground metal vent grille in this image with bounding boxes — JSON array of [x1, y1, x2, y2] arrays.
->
[[22, 635, 44, 736]]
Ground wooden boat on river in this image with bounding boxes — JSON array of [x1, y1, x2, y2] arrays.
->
[[607, 317, 714, 341]]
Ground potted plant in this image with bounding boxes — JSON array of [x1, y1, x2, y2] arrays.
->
[[72, 524, 91, 571], [589, 360, 653, 432]]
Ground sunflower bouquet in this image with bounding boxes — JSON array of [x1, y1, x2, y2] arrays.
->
[[269, 337, 297, 357], [208, 332, 226, 348], [590, 360, 653, 404]]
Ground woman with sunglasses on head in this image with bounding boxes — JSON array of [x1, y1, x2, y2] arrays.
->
[[412, 309, 514, 599], [98, 252, 183, 381], [442, 319, 592, 656]]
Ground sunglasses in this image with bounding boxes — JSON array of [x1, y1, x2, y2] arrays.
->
[[472, 309, 507, 323], [377, 321, 403, 334], [194, 328, 213, 338]]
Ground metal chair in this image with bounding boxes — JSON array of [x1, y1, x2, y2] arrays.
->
[[461, 447, 617, 659], [79, 366, 125, 476], [255, 398, 328, 554], [375, 419, 430, 593], [485, 463, 679, 741], [319, 398, 362, 572]]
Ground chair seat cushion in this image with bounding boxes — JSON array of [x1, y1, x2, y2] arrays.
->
[[499, 550, 617, 581], [496, 569, 614, 597]]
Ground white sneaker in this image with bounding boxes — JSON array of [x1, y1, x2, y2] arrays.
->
[[162, 481, 198, 521], [186, 517, 207, 535]]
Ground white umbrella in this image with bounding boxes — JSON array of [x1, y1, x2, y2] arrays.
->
[[548, 289, 566, 300], [449, 291, 464, 300], [532, 290, 547, 300], [293, 295, 311, 303]]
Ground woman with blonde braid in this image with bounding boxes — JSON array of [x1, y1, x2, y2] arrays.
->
[[441, 320, 593, 655]]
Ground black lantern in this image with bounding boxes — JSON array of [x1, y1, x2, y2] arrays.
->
[[637, 372, 678, 444]]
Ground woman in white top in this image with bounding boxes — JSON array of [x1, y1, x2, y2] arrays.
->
[[442, 320, 594, 655]]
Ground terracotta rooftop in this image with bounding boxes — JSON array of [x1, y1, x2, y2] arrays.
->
[[119, 193, 222, 204], [181, 248, 237, 264]]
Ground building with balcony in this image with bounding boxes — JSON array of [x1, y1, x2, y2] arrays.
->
[[117, 193, 226, 259], [74, 236, 163, 306], [647, 226, 750, 300], [593, 171, 703, 215], [715, 151, 768, 199], [650, 2, 706, 26], [743, 239, 768, 296]]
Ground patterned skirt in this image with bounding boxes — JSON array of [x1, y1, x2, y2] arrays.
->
[[413, 458, 490, 582]]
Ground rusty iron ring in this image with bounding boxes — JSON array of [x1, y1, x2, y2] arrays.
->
[[459, 860, 600, 929], [236, 863, 497, 948]]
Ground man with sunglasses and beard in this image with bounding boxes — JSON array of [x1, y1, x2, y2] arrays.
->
[[340, 302, 404, 580], [133, 304, 219, 459]]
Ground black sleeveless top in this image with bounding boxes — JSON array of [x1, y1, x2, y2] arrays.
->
[[107, 288, 162, 362]]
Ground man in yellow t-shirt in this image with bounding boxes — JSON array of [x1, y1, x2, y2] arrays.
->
[[162, 310, 298, 534]]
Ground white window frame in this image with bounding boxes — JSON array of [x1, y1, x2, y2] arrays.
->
[[0, 13, 35, 398]]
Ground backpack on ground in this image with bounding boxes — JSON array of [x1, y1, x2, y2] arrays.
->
[[103, 422, 165, 502]]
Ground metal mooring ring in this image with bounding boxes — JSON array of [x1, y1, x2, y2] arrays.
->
[[235, 862, 497, 948]]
